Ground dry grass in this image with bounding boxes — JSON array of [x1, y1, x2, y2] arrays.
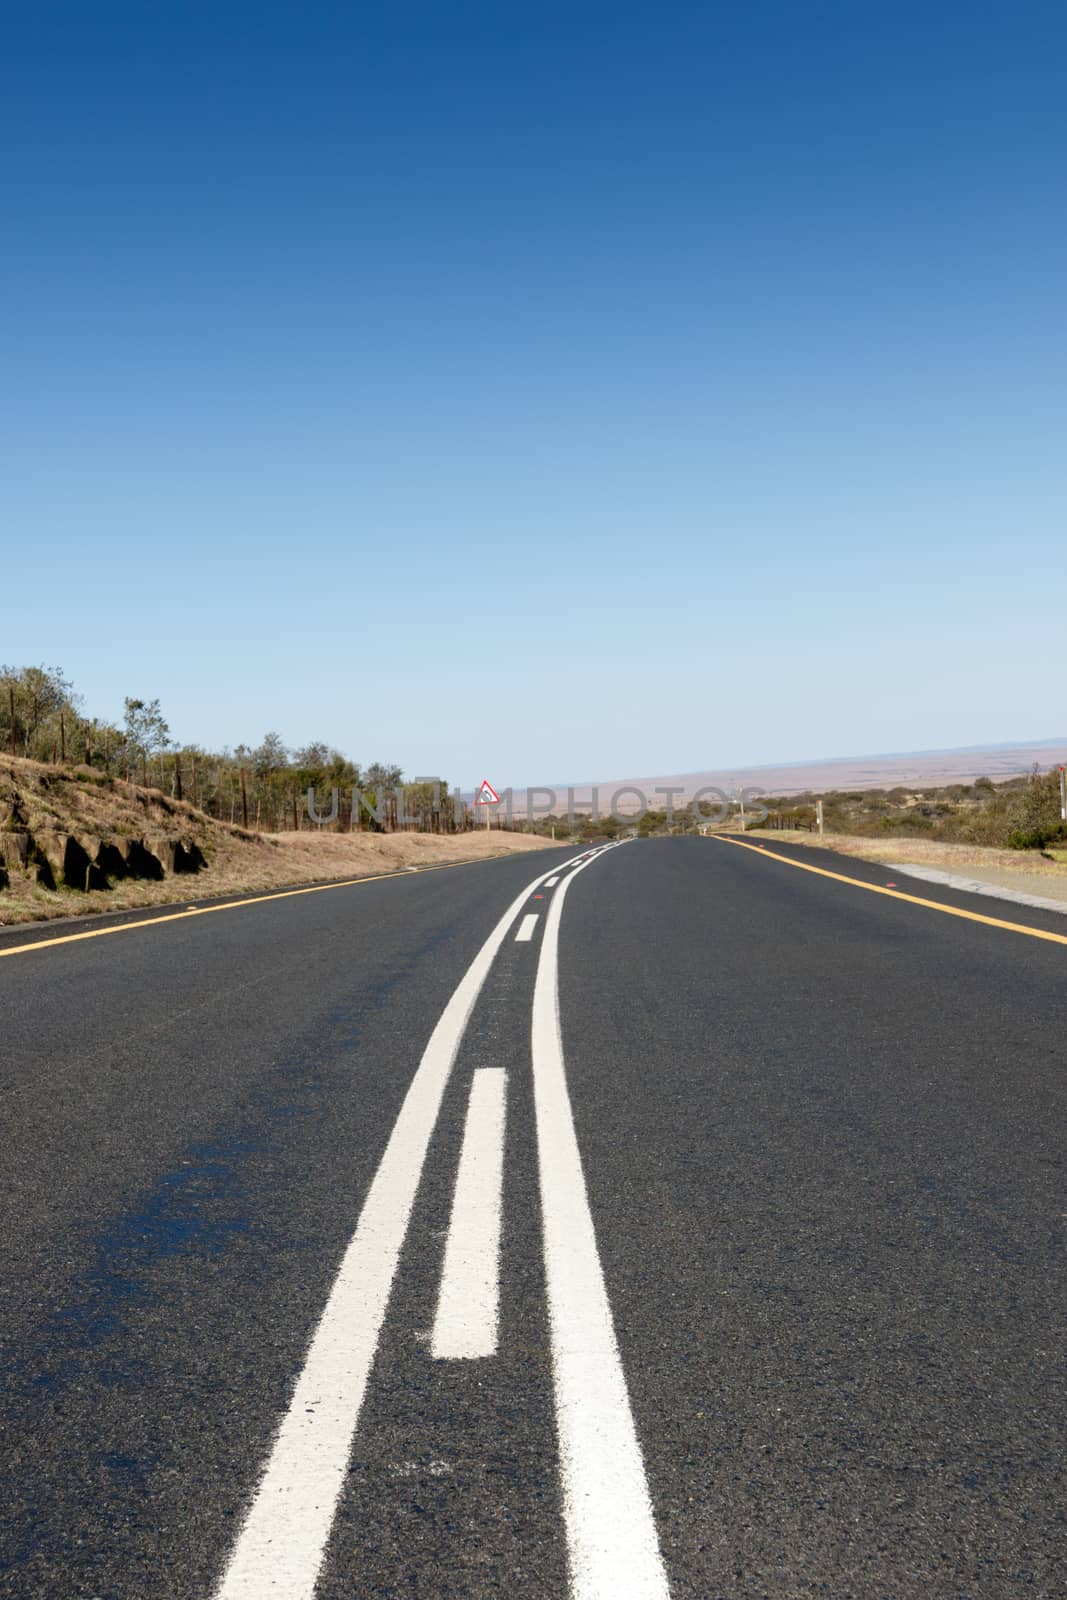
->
[[744, 827, 1067, 883], [1, 756, 227, 840], [0, 755, 559, 926], [0, 831, 560, 927]]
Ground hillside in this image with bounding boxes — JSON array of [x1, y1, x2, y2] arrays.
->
[[0, 757, 554, 926], [514, 737, 1067, 813]]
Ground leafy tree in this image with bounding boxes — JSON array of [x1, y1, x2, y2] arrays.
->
[[254, 731, 289, 775], [292, 740, 333, 769], [0, 664, 80, 760], [123, 697, 171, 779], [363, 761, 404, 790]]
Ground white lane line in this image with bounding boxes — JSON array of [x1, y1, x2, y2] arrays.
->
[[532, 856, 670, 1600], [215, 858, 572, 1600], [431, 1069, 507, 1359], [545, 876, 560, 887], [515, 912, 540, 942]]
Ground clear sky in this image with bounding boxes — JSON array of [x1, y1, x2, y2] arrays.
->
[[3, 1, 1065, 788]]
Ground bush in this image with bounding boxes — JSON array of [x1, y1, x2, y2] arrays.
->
[[880, 811, 933, 831], [1007, 823, 1067, 851]]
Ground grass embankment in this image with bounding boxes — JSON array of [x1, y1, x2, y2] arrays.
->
[[0, 755, 557, 927]]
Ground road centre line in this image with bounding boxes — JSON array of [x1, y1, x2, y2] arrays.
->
[[711, 835, 1067, 948], [531, 853, 670, 1598], [431, 1069, 507, 1360], [213, 851, 595, 1600], [515, 913, 540, 942]]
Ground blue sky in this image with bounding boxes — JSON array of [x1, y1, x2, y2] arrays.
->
[[3, 1, 1065, 787]]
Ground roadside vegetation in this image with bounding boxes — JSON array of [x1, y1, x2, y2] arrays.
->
[[744, 770, 1067, 853], [540, 769, 1067, 876], [0, 663, 473, 835], [0, 664, 559, 925]]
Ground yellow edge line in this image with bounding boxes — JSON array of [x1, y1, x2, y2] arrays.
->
[[0, 855, 495, 961], [710, 834, 1067, 949]]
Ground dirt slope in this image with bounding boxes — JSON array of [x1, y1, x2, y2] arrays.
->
[[0, 757, 556, 926]]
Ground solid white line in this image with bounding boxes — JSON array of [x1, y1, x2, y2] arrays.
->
[[515, 912, 539, 942], [531, 856, 670, 1598], [431, 1069, 507, 1359], [214, 856, 575, 1600]]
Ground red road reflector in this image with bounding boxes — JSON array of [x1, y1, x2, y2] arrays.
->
[[886, 881, 897, 888]]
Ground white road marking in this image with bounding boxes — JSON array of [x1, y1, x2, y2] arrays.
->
[[545, 876, 560, 887], [532, 852, 670, 1600], [515, 912, 540, 942], [214, 857, 573, 1600], [431, 1069, 507, 1359]]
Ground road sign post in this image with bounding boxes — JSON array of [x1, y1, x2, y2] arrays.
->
[[474, 778, 500, 831]]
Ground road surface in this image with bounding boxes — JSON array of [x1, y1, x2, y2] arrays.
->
[[1, 836, 1064, 1598]]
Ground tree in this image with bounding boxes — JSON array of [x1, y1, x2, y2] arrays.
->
[[292, 740, 332, 769], [124, 697, 171, 780], [254, 731, 289, 775], [363, 761, 403, 790], [0, 664, 80, 760]]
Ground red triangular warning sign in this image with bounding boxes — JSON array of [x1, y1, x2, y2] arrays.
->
[[475, 778, 500, 804]]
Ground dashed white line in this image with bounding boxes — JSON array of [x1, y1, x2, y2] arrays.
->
[[431, 1069, 507, 1359], [545, 876, 560, 887], [532, 851, 670, 1599], [515, 912, 540, 942], [214, 857, 571, 1600]]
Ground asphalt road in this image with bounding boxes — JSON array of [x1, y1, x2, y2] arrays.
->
[[1, 836, 1064, 1598]]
